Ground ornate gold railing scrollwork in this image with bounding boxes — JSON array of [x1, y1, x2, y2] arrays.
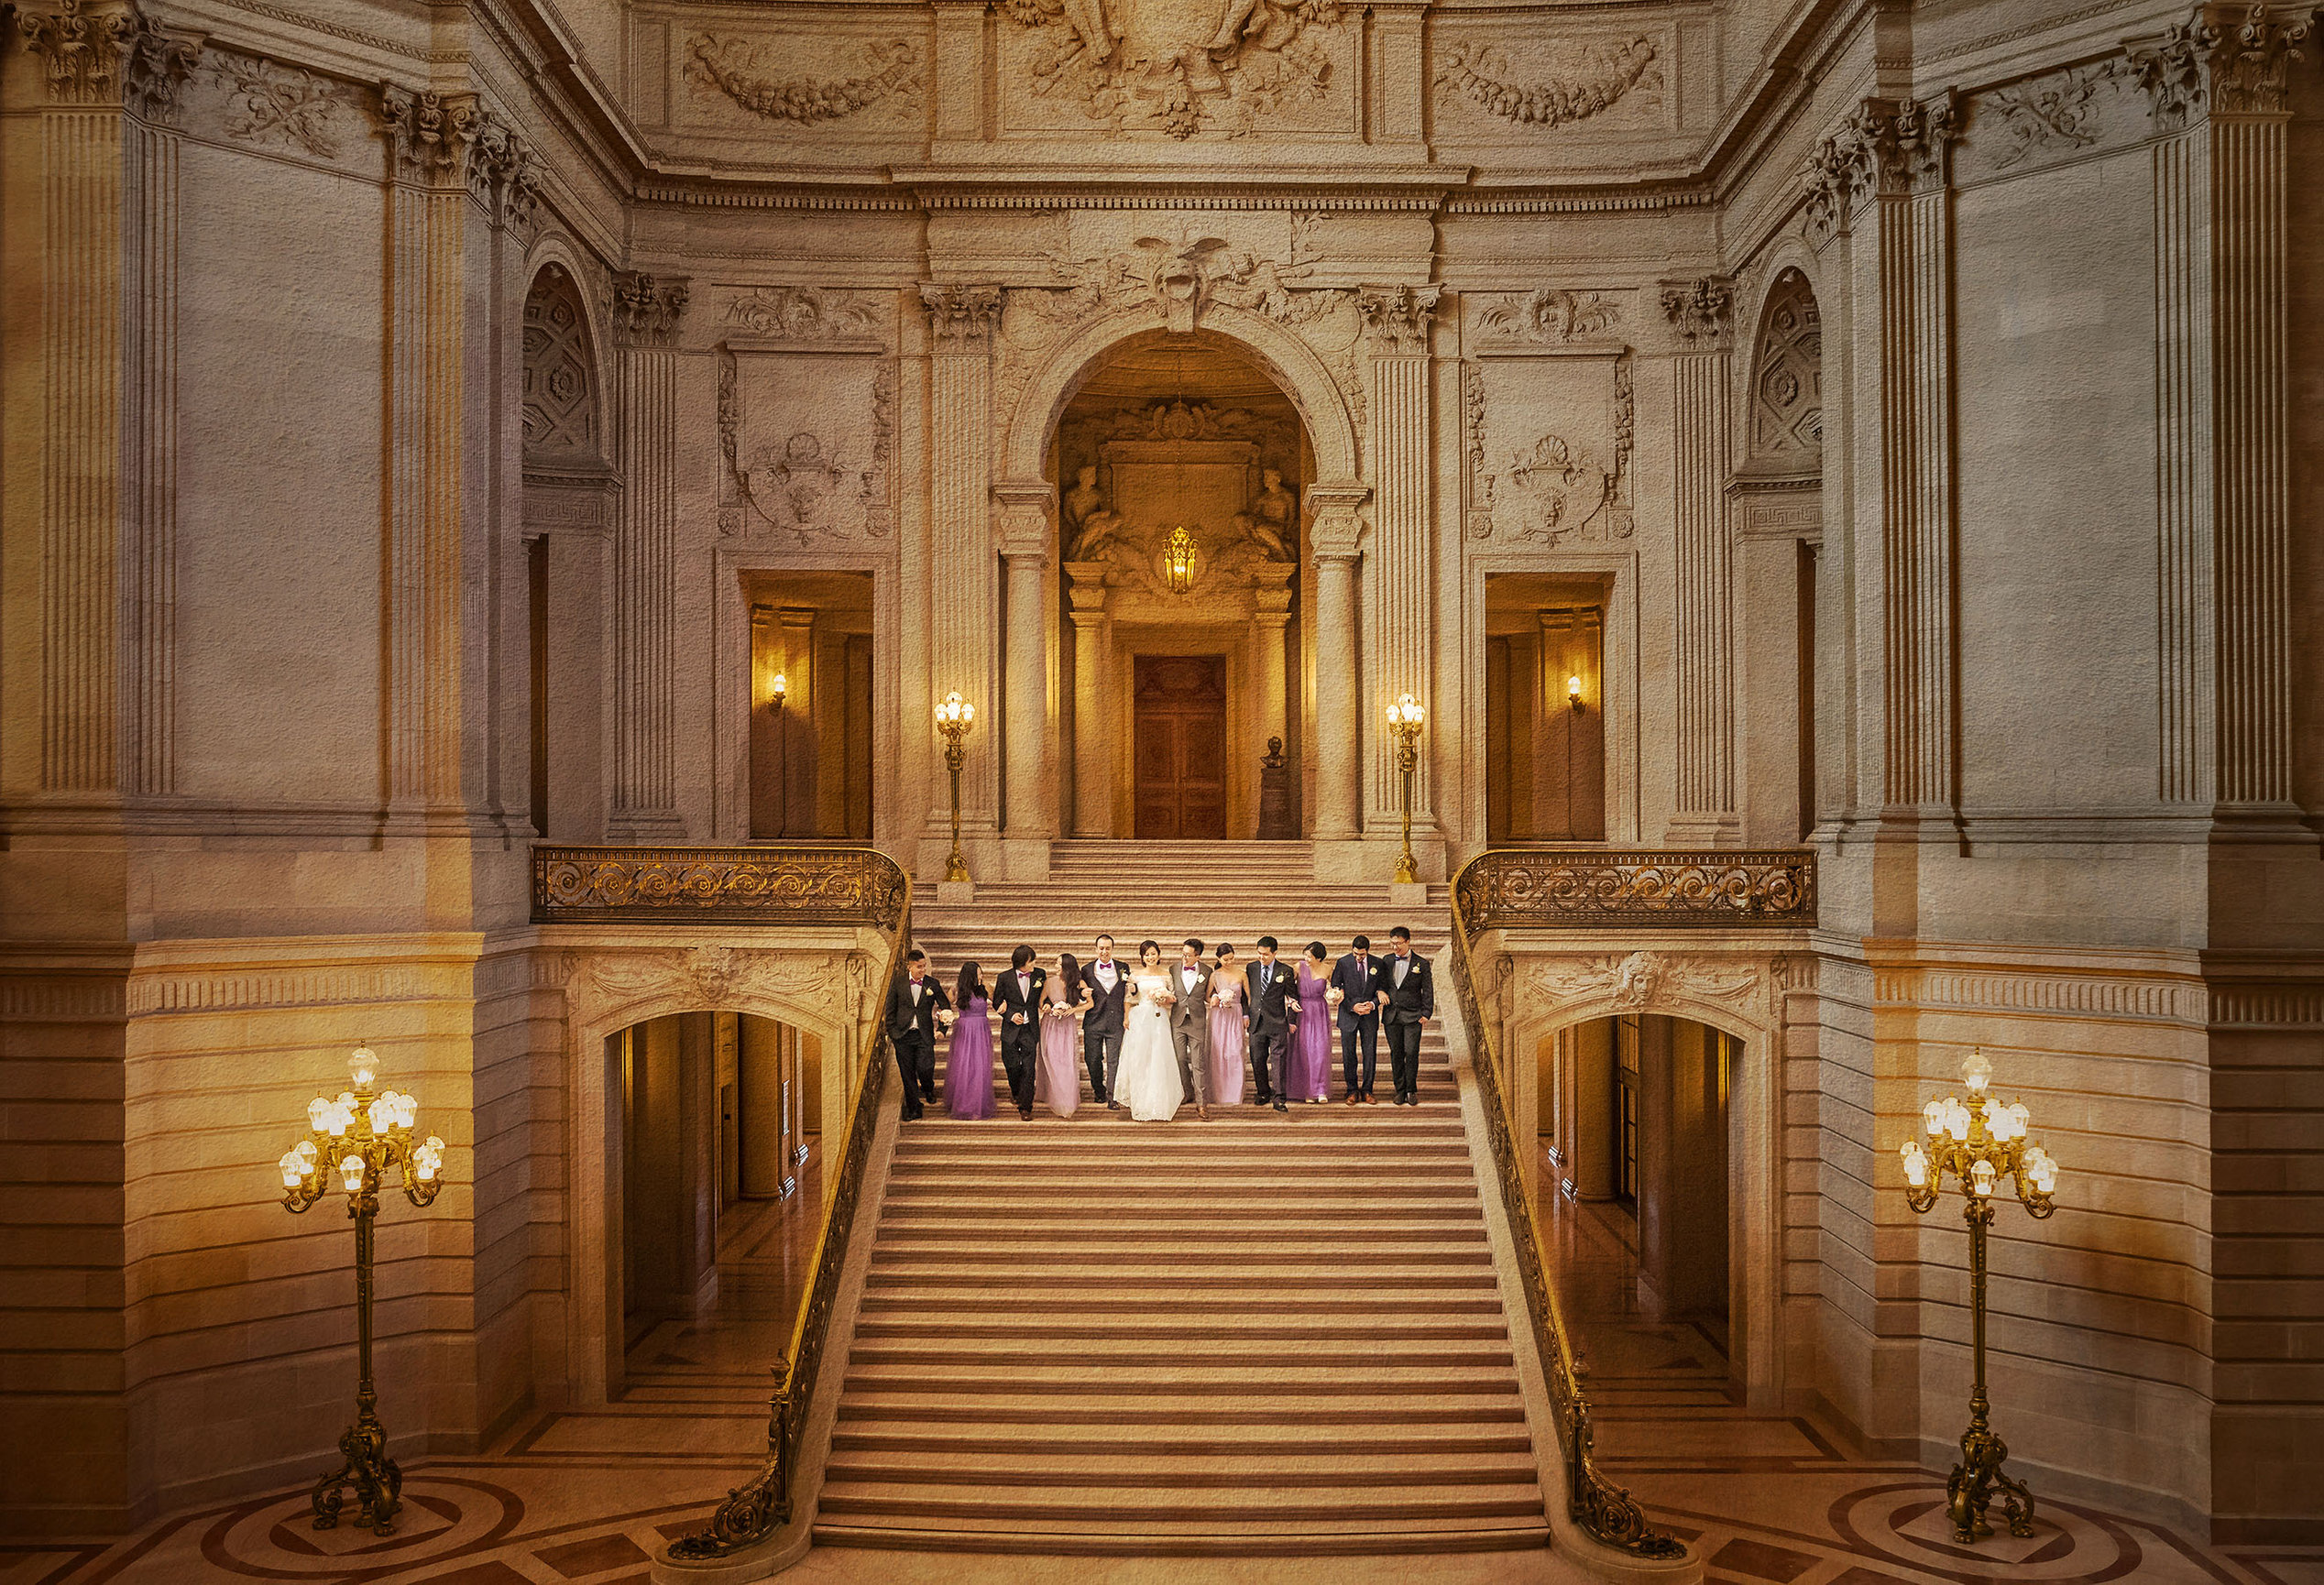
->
[[619, 847, 910, 1563], [1454, 847, 1815, 933], [533, 844, 908, 929]]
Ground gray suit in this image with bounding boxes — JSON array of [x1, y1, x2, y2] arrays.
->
[[1166, 961, 1213, 1105]]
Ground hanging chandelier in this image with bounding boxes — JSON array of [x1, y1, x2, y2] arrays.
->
[[1163, 525, 1198, 593]]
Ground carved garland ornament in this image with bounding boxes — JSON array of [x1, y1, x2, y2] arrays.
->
[[1003, 0, 1344, 139], [1980, 62, 2121, 168], [211, 49, 355, 158], [1474, 288, 1622, 344], [1435, 37, 1659, 128], [685, 36, 923, 126]]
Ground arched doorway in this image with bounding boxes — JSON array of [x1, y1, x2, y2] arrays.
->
[[1541, 1012, 1743, 1391], [1732, 264, 1825, 843], [521, 259, 614, 840], [1047, 330, 1317, 838], [612, 1009, 823, 1393]]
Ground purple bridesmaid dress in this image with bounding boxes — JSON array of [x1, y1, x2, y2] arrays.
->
[[1208, 979, 1247, 1106], [1036, 993, 1081, 1119], [1291, 966, 1332, 1101], [946, 994, 996, 1120]]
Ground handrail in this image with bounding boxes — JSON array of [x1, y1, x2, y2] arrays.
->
[[639, 847, 912, 1562], [1446, 849, 1689, 1562], [1453, 847, 1814, 932], [533, 844, 908, 929]]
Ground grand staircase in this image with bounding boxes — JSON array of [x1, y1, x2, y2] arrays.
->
[[809, 841, 1556, 1555]]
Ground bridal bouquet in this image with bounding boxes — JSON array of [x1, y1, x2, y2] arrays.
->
[[1326, 985, 1344, 1008]]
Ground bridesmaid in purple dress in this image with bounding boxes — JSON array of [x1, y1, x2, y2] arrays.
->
[[1291, 942, 1334, 1102], [945, 962, 996, 1120], [1207, 944, 1248, 1106], [1036, 951, 1083, 1120]]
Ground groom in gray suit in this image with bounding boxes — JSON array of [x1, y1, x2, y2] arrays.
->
[[1167, 936, 1214, 1120]]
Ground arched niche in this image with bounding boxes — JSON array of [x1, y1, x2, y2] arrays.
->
[[1003, 304, 1361, 486]]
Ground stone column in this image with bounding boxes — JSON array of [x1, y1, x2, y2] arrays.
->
[[11, 4, 199, 798], [1066, 562, 1112, 836], [605, 268, 689, 839], [1807, 93, 1962, 838], [994, 479, 1053, 845], [1306, 486, 1368, 840], [2130, 10, 2300, 820], [918, 286, 1003, 868], [1661, 277, 1739, 844], [1253, 566, 1294, 778], [1355, 286, 1440, 841]]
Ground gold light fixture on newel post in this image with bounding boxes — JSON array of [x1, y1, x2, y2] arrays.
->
[[276, 1046, 446, 1536], [1385, 693, 1426, 883], [1898, 1047, 2060, 1545], [934, 690, 975, 882]]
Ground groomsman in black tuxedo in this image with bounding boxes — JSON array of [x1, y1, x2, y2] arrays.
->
[[1332, 935, 1384, 1104], [882, 947, 951, 1121], [1080, 935, 1130, 1109], [1379, 924, 1434, 1105], [1244, 935, 1297, 1114], [991, 944, 1046, 1120]]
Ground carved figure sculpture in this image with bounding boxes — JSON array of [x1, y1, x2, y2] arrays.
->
[[1071, 508, 1126, 562], [1063, 465, 1104, 530], [1232, 511, 1289, 561], [1255, 466, 1297, 532]]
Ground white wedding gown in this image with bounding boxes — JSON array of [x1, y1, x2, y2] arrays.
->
[[1113, 971, 1184, 1122]]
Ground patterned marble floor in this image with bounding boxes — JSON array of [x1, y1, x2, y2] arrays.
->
[[5, 1155, 2319, 1585]]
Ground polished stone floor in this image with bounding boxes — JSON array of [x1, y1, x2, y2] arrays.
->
[[6, 1147, 2321, 1585]]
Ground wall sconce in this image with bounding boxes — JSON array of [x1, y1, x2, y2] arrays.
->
[[769, 672, 787, 712], [1567, 673, 1584, 711], [1162, 526, 1198, 594]]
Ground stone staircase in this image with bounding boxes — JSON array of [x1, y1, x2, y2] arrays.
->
[[808, 842, 1553, 1555]]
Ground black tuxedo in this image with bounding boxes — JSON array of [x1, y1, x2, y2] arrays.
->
[[991, 967, 1047, 1112], [1331, 953, 1384, 1098], [883, 971, 952, 1119], [1079, 956, 1131, 1101], [1379, 950, 1433, 1100], [1244, 956, 1298, 1104]]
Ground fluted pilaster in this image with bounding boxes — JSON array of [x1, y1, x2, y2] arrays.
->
[[1662, 278, 1738, 841], [1355, 286, 1438, 836], [606, 270, 688, 837], [2132, 6, 2303, 814], [920, 286, 1003, 850], [1807, 93, 1962, 826]]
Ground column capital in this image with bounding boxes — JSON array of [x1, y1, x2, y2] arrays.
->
[[609, 271, 690, 349], [993, 477, 1054, 559], [2128, 5, 2314, 129], [1355, 285, 1442, 354], [920, 284, 1003, 350], [1659, 276, 1735, 347], [1803, 92, 1960, 245], [1305, 481, 1370, 561], [16, 0, 202, 116], [1065, 562, 1111, 618]]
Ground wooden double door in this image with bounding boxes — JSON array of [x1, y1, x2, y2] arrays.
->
[[1132, 655, 1227, 838]]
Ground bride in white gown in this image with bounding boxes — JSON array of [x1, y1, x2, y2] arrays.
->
[[1112, 940, 1184, 1122]]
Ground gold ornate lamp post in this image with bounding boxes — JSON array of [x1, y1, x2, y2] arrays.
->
[[934, 690, 975, 882], [277, 1046, 447, 1536], [1385, 692, 1425, 883], [1898, 1048, 2060, 1545]]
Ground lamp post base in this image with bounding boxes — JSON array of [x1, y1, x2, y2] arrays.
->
[[312, 1409, 403, 1536], [1946, 1420, 2034, 1543]]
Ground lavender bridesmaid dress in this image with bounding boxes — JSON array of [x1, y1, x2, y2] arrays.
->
[[1208, 978, 1247, 1106], [946, 994, 996, 1120], [1291, 966, 1332, 1101], [1036, 991, 1081, 1119]]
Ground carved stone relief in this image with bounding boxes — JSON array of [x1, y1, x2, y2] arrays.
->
[[207, 49, 356, 158], [563, 946, 850, 1028], [717, 319, 896, 543], [1470, 288, 1625, 347], [683, 35, 923, 128], [1463, 350, 1634, 546], [998, 0, 1350, 139], [1433, 34, 1662, 133], [1528, 950, 1773, 1026], [724, 285, 885, 344]]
